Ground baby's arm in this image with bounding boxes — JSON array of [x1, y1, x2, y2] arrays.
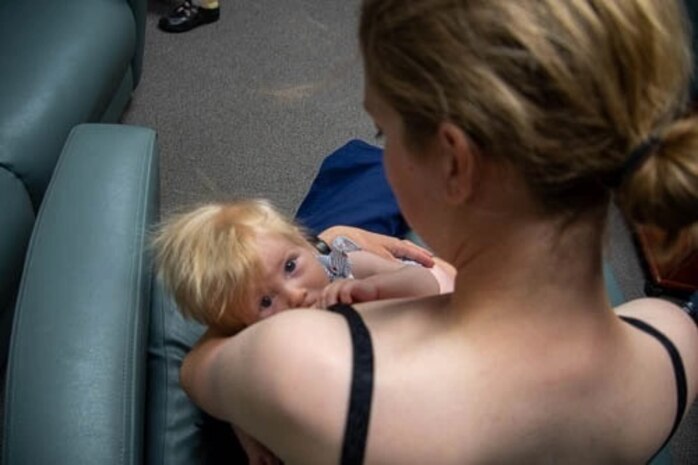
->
[[348, 249, 407, 277], [320, 255, 455, 307], [350, 250, 455, 293]]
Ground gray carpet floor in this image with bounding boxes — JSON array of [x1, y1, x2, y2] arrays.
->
[[122, 1, 696, 462], [125, 0, 373, 218]]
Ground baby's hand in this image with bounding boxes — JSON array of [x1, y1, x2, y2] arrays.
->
[[319, 279, 380, 308]]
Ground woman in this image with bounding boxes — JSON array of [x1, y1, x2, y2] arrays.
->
[[182, 1, 698, 463]]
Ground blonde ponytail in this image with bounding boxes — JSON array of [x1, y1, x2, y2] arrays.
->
[[617, 116, 698, 258]]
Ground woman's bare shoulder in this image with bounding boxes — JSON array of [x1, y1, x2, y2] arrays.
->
[[241, 308, 354, 381], [615, 297, 696, 341], [237, 296, 447, 409], [213, 309, 353, 461], [615, 297, 698, 394]]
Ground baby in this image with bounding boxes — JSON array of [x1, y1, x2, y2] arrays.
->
[[152, 198, 455, 463], [152, 198, 454, 336]]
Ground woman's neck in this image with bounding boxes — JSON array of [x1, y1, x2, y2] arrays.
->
[[446, 209, 613, 327]]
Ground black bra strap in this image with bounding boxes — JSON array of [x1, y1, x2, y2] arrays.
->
[[620, 316, 688, 460], [329, 304, 374, 465]]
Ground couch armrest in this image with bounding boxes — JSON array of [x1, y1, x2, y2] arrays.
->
[[3, 124, 159, 465]]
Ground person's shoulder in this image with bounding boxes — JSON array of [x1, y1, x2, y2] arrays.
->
[[245, 308, 351, 365], [616, 297, 698, 392], [248, 309, 353, 448], [242, 308, 354, 398], [254, 307, 350, 338], [615, 297, 696, 340], [206, 310, 353, 460]]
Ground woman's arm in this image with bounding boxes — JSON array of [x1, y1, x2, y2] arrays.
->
[[348, 249, 406, 278], [179, 325, 296, 426], [182, 330, 282, 465], [319, 225, 435, 267], [179, 327, 230, 419], [180, 311, 351, 464]]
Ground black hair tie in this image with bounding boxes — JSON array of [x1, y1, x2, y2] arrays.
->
[[606, 136, 661, 188]]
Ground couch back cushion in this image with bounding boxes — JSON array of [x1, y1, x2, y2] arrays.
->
[[0, 0, 137, 368], [147, 282, 249, 465], [0, 0, 136, 208]]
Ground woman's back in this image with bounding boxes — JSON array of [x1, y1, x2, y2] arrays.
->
[[184, 215, 698, 464], [266, 295, 696, 464]]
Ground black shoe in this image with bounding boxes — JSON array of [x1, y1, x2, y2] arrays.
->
[[158, 1, 220, 33]]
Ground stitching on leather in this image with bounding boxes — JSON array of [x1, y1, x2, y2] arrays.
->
[[120, 128, 156, 464]]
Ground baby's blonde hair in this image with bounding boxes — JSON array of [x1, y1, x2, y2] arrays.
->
[[360, 0, 698, 251], [152, 199, 309, 334]]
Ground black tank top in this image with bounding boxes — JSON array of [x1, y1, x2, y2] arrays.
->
[[329, 304, 374, 465], [329, 305, 688, 465], [620, 316, 688, 462]]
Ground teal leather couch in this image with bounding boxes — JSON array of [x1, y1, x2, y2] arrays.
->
[[0, 0, 155, 463], [3, 124, 158, 465], [0, 0, 246, 462], [0, 0, 147, 336]]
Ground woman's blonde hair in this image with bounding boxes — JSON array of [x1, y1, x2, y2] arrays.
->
[[152, 199, 309, 334], [360, 0, 698, 249]]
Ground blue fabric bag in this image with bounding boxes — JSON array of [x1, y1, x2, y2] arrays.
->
[[295, 139, 409, 238]]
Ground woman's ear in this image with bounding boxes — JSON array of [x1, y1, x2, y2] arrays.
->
[[437, 121, 479, 205]]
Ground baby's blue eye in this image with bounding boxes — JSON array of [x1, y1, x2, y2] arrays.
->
[[285, 259, 296, 273], [260, 296, 273, 309]]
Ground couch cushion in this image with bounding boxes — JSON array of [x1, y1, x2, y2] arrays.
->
[[147, 282, 208, 465], [0, 167, 34, 366], [0, 0, 136, 208]]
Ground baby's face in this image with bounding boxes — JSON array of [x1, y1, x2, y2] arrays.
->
[[246, 232, 330, 322]]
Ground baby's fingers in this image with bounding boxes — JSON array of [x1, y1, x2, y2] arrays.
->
[[347, 281, 380, 303], [320, 282, 343, 308], [338, 283, 358, 304]]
